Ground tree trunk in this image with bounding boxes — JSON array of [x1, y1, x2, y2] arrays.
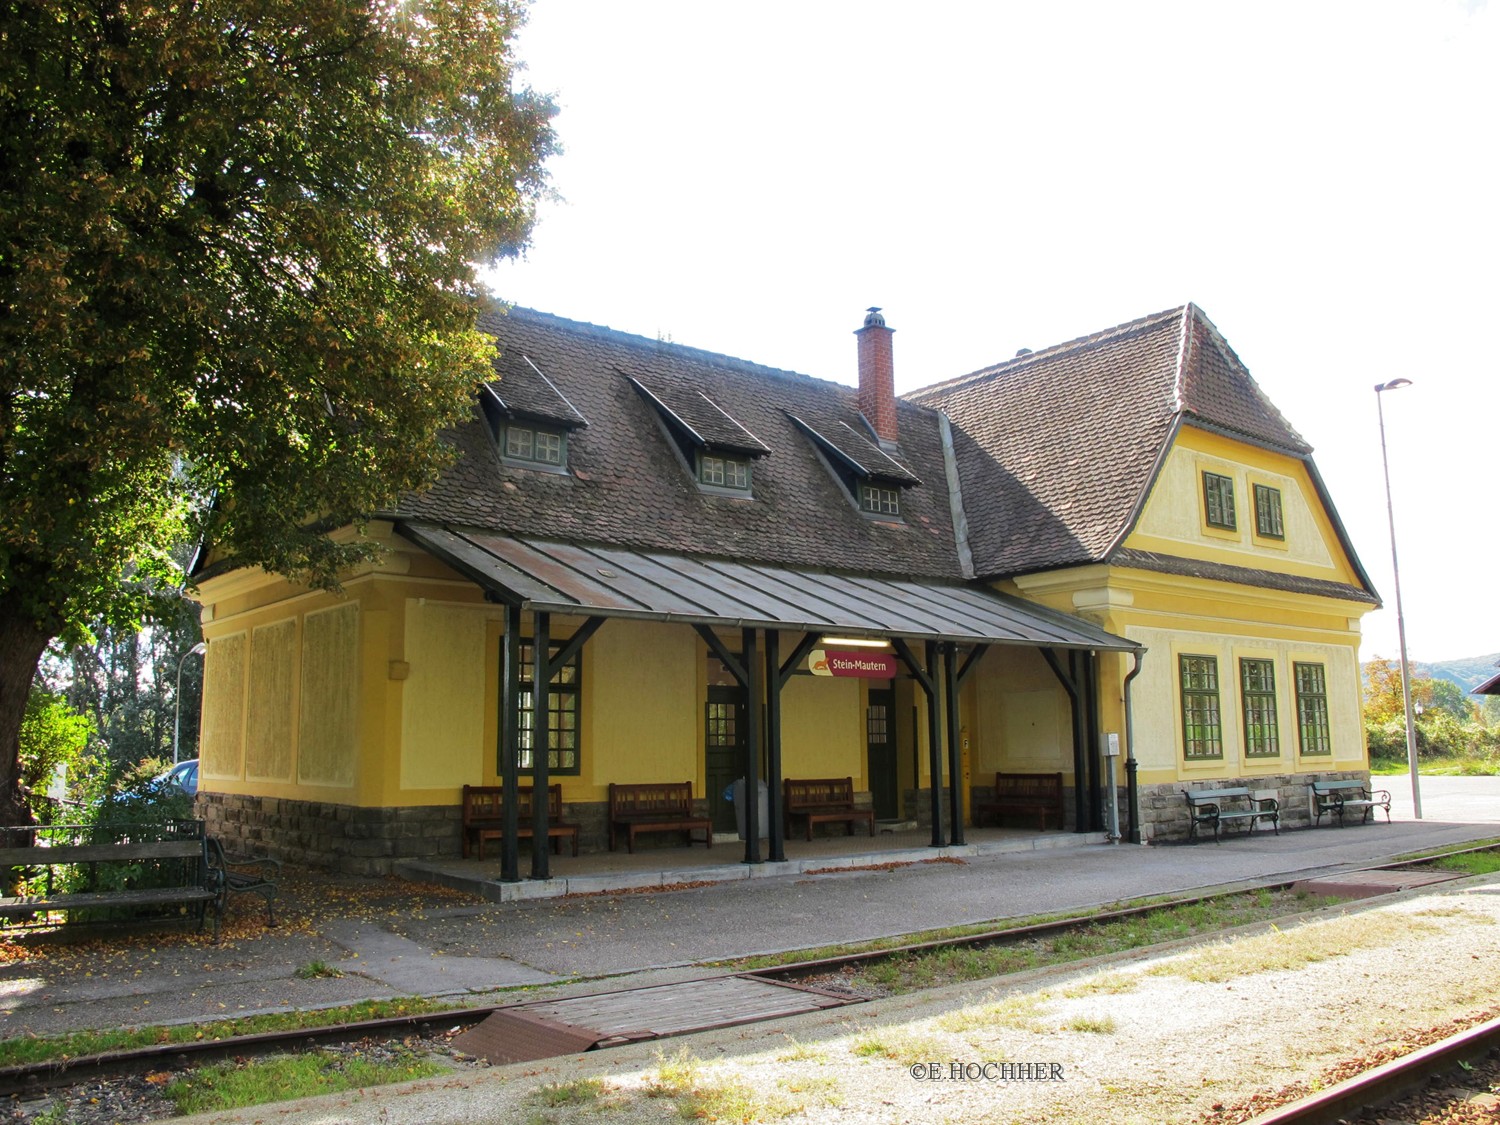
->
[[0, 593, 54, 827]]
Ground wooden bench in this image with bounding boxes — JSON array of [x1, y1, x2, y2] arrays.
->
[[608, 782, 711, 853], [0, 820, 220, 937], [1183, 787, 1280, 843], [783, 777, 876, 841], [972, 772, 1066, 831], [462, 784, 580, 860], [1310, 779, 1392, 828], [207, 838, 282, 926]]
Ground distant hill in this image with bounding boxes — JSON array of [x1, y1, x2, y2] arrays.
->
[[1363, 653, 1500, 694]]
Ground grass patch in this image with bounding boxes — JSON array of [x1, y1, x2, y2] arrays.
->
[[164, 1049, 443, 1115], [1150, 911, 1444, 982], [1430, 851, 1500, 876], [776, 1035, 829, 1063], [530, 1076, 607, 1107], [644, 1047, 796, 1121], [839, 887, 1337, 996], [937, 993, 1049, 1034], [0, 995, 477, 1069], [1064, 1013, 1117, 1033], [777, 1072, 843, 1108], [294, 959, 344, 979], [1060, 972, 1138, 998], [850, 1027, 948, 1064]]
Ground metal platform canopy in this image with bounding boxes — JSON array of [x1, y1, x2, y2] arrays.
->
[[398, 524, 1143, 878]]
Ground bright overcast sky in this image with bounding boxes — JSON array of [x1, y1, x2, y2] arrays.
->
[[487, 0, 1499, 667]]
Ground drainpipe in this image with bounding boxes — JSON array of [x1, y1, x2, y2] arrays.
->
[[1122, 650, 1145, 844]]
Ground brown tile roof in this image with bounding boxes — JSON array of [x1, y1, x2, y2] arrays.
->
[[906, 306, 1185, 574], [395, 306, 965, 578], [907, 304, 1362, 592], [392, 302, 1374, 606], [1111, 549, 1379, 605]]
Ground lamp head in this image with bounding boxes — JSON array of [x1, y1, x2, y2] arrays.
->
[[1374, 378, 1413, 393]]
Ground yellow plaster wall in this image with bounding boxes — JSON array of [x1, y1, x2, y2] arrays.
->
[[1129, 427, 1360, 585], [399, 600, 492, 792], [1126, 623, 1364, 784], [297, 603, 360, 788], [201, 632, 246, 782], [580, 619, 699, 796], [246, 620, 296, 782], [968, 647, 1074, 776], [780, 675, 864, 783]]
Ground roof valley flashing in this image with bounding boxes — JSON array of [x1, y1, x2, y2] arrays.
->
[[389, 303, 1374, 609]]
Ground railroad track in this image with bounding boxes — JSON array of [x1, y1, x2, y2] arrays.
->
[[3, 843, 1497, 1113], [1246, 1015, 1500, 1124]]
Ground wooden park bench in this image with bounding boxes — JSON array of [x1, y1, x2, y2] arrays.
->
[[1309, 779, 1392, 828], [462, 784, 580, 860], [0, 820, 221, 937], [972, 771, 1066, 831], [783, 777, 875, 841], [1183, 787, 1280, 844], [608, 782, 711, 853]]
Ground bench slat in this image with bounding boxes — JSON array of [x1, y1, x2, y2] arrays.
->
[[0, 840, 205, 866]]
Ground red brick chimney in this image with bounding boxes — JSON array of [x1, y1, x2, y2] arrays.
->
[[856, 307, 897, 443]]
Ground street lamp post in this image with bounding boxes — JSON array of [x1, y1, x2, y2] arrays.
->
[[1374, 378, 1421, 819], [173, 642, 207, 764]]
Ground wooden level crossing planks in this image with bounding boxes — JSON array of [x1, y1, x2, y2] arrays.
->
[[453, 975, 859, 1064]]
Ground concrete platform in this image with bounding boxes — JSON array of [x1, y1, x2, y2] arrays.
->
[[395, 824, 1102, 901]]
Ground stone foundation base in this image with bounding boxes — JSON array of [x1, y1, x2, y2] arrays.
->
[[198, 792, 719, 874], [198, 792, 463, 875], [1135, 769, 1371, 843]]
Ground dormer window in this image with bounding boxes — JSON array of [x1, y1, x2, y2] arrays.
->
[[626, 373, 769, 498], [860, 484, 901, 516], [479, 357, 587, 475], [504, 423, 565, 467], [698, 453, 751, 491], [787, 413, 918, 521]]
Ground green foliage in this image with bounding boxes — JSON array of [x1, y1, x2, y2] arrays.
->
[[0, 0, 556, 807], [165, 1050, 445, 1115], [1363, 667, 1499, 772], [17, 687, 94, 822]]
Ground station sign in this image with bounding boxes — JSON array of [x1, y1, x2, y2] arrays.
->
[[808, 648, 898, 679]]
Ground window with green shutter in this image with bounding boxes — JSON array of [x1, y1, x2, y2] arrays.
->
[[1254, 484, 1285, 539], [1179, 655, 1224, 760], [1203, 472, 1236, 530], [1240, 658, 1280, 757], [1294, 662, 1332, 756]]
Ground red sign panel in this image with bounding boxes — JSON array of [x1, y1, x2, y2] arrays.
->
[[808, 649, 898, 679]]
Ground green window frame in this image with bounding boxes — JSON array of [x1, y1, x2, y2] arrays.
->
[[1239, 658, 1280, 758], [1203, 472, 1236, 530], [1179, 654, 1224, 760], [504, 423, 565, 467], [698, 452, 750, 491], [860, 483, 901, 516], [1254, 484, 1285, 539], [1294, 662, 1332, 756], [517, 640, 581, 775]]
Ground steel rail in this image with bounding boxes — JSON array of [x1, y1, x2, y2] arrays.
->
[[1245, 1015, 1500, 1124]]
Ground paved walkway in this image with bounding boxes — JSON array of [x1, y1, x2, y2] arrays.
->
[[1, 775, 1494, 1043]]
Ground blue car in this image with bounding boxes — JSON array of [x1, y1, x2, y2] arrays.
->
[[157, 759, 199, 797]]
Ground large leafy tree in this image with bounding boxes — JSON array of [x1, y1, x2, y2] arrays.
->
[[0, 0, 556, 822]]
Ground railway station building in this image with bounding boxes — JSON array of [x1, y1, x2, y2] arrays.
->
[[191, 304, 1379, 874]]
